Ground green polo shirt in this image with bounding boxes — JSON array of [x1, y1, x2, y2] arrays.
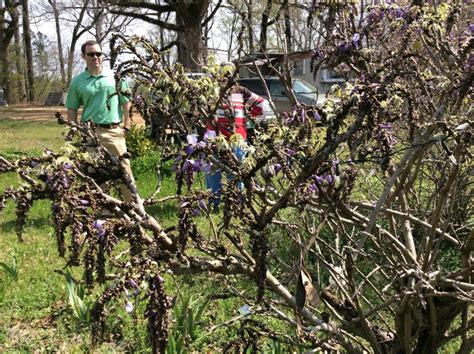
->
[[66, 68, 130, 124]]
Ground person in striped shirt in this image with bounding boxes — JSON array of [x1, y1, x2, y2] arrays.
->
[[205, 62, 266, 211]]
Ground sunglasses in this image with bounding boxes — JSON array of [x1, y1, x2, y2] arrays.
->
[[86, 52, 103, 58]]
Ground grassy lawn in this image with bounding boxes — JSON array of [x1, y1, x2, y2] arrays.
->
[[0, 119, 107, 351], [0, 118, 249, 352], [0, 118, 66, 157], [0, 119, 148, 351]]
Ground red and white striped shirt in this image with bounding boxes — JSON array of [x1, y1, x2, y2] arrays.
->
[[207, 86, 265, 140]]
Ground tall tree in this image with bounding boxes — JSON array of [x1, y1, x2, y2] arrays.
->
[[13, 5, 25, 102], [259, 0, 276, 53], [106, 0, 223, 71], [47, 0, 66, 90], [64, 0, 97, 85], [282, 0, 291, 52], [0, 0, 21, 103], [22, 0, 34, 102], [244, 0, 254, 54]]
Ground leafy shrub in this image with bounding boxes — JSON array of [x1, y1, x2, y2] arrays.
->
[[126, 124, 157, 158], [131, 151, 161, 176]]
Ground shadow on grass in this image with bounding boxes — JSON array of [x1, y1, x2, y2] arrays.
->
[[145, 202, 179, 222], [0, 214, 52, 234]]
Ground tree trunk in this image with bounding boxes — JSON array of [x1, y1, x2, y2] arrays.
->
[[92, 0, 103, 43], [65, 0, 91, 87], [22, 0, 34, 102], [13, 10, 26, 103], [413, 298, 465, 353], [0, 2, 8, 103], [66, 45, 76, 88], [259, 0, 274, 53], [48, 0, 66, 91], [175, 0, 209, 71], [0, 0, 21, 104], [245, 0, 254, 55], [283, 0, 292, 53]]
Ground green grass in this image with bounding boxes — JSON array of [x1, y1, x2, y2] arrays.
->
[[0, 118, 246, 352], [0, 152, 103, 352], [0, 119, 153, 351], [0, 118, 65, 157]]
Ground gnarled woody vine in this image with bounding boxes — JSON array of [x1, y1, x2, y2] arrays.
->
[[0, 2, 472, 353]]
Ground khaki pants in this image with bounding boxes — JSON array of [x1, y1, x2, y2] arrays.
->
[[92, 126, 136, 203]]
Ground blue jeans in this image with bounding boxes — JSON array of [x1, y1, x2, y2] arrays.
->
[[206, 147, 245, 208]]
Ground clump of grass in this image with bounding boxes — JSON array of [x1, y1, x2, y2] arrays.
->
[[0, 253, 19, 281], [64, 269, 93, 326], [167, 292, 210, 353]]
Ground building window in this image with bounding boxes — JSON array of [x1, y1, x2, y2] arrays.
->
[[320, 67, 345, 83], [293, 59, 305, 76]]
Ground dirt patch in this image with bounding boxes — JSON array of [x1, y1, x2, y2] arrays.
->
[[0, 105, 144, 124], [0, 105, 67, 121]]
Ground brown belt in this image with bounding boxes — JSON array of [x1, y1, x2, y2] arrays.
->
[[91, 122, 120, 129]]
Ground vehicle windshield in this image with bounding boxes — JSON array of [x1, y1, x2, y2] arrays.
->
[[293, 79, 318, 94]]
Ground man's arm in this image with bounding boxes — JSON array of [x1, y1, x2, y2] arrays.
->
[[67, 109, 79, 124], [239, 86, 265, 117], [122, 101, 132, 130]]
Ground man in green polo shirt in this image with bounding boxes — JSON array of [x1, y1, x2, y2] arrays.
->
[[66, 39, 136, 204]]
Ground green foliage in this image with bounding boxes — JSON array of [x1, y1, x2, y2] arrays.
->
[[0, 253, 19, 281], [125, 124, 157, 158], [267, 338, 284, 354], [131, 149, 161, 175], [64, 269, 93, 326], [0, 281, 5, 304], [167, 292, 210, 353]]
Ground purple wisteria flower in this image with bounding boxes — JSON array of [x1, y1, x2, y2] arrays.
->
[[129, 279, 141, 296], [79, 199, 89, 206], [313, 111, 321, 121], [203, 130, 216, 140], [185, 134, 206, 154], [312, 49, 325, 60], [379, 122, 393, 131], [77, 199, 90, 211], [125, 300, 134, 313], [273, 163, 282, 174], [182, 159, 200, 172], [263, 162, 283, 179], [187, 134, 198, 145], [376, 122, 398, 146], [395, 8, 405, 19], [352, 33, 360, 47], [93, 219, 106, 238], [313, 173, 334, 187]]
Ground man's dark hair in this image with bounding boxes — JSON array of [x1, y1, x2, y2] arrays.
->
[[81, 40, 101, 55]]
